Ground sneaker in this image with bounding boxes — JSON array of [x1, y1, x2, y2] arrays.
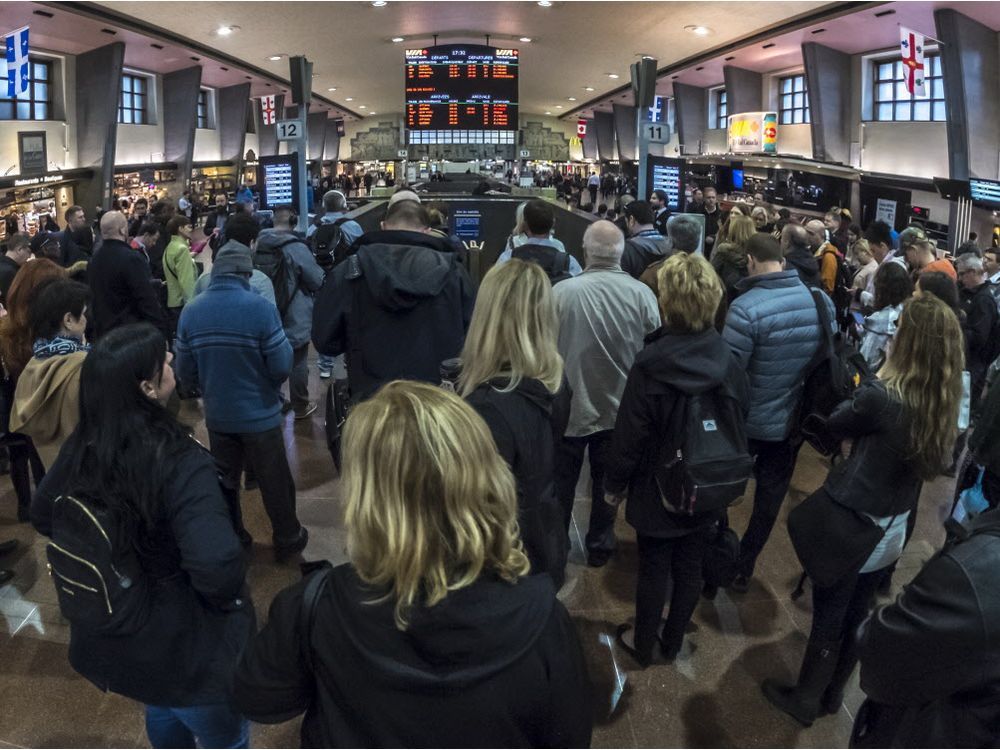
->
[[281, 400, 293, 414], [319, 368, 332, 380], [274, 526, 309, 562], [294, 402, 318, 420]]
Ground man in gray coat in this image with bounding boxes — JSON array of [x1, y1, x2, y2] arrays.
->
[[553, 220, 660, 566], [723, 234, 834, 592], [256, 206, 326, 419]]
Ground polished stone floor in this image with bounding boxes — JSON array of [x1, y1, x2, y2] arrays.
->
[[0, 355, 955, 748]]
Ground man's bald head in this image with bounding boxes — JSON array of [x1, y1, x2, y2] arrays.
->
[[781, 223, 811, 255], [583, 220, 625, 267], [100, 210, 128, 241]]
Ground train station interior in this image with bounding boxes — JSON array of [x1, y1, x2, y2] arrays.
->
[[1, 1, 999, 748]]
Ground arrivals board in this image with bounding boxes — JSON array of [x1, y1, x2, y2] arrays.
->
[[257, 155, 298, 210], [970, 178, 1000, 209], [645, 156, 685, 212], [405, 45, 518, 142]]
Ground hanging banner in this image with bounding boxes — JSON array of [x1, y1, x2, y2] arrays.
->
[[727, 111, 778, 154], [647, 94, 666, 123], [260, 94, 277, 126], [900, 26, 927, 97], [4, 25, 30, 97], [577, 119, 587, 137]]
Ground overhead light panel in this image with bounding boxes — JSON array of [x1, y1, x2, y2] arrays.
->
[[607, 73, 619, 79], [327, 87, 337, 91], [372, 0, 388, 6], [684, 25, 713, 36], [216, 25, 239, 36], [391, 37, 404, 43], [359, 105, 367, 109], [268, 54, 283, 61], [584, 86, 594, 92], [568, 97, 576, 101], [345, 97, 354, 101], [519, 37, 532, 43], [545, 111, 552, 115], [537, 0, 553, 6]]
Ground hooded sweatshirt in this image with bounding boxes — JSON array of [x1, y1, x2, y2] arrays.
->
[[606, 327, 749, 537], [312, 230, 476, 402], [467, 377, 571, 586], [232, 563, 592, 748], [11, 337, 88, 468]]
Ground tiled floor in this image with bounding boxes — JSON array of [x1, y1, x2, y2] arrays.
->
[[0, 356, 955, 748]]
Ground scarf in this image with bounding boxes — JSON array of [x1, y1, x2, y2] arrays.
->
[[32, 335, 90, 360]]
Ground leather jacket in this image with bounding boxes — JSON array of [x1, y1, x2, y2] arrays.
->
[[852, 509, 1000, 747]]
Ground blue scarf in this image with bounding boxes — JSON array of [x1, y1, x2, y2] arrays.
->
[[32, 335, 90, 360]]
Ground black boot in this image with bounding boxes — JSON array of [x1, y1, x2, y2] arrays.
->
[[762, 639, 840, 727], [820, 634, 861, 715]]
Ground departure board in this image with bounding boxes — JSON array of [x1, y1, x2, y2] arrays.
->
[[405, 45, 518, 143], [646, 156, 685, 212]]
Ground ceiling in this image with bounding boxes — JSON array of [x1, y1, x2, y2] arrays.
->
[[85, 0, 836, 119]]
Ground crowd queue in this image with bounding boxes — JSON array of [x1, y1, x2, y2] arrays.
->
[[0, 183, 997, 749]]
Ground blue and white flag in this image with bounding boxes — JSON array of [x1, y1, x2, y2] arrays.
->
[[4, 26, 30, 97]]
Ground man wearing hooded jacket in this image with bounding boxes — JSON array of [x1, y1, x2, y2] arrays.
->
[[312, 200, 475, 403]]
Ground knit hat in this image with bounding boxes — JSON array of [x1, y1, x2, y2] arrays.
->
[[211, 241, 254, 276]]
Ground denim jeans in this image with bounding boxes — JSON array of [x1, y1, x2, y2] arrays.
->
[[317, 353, 347, 378], [554, 430, 617, 557], [289, 344, 310, 411], [737, 437, 802, 578], [144, 704, 249, 749]]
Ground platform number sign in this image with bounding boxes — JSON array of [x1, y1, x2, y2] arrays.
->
[[276, 119, 302, 141], [643, 123, 670, 144]]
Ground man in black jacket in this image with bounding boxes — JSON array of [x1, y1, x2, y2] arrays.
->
[[203, 193, 230, 253], [60, 205, 89, 266], [853, 509, 1000, 748], [89, 211, 167, 339], [620, 201, 671, 279], [312, 200, 475, 402], [957, 252, 998, 405], [0, 232, 30, 304]]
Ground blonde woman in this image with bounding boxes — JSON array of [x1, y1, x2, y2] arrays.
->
[[233, 381, 592, 748], [764, 294, 965, 727], [605, 253, 749, 667], [711, 212, 755, 301], [459, 259, 570, 585]]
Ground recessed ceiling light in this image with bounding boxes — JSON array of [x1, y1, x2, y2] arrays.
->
[[370, 112, 377, 115], [359, 105, 367, 109], [268, 55, 283, 61], [568, 97, 576, 101], [372, 0, 388, 6], [607, 73, 619, 79], [216, 25, 239, 36], [327, 87, 337, 91], [519, 37, 532, 43], [391, 37, 404, 43], [684, 25, 713, 36], [545, 111, 552, 115], [537, 0, 552, 6], [555, 105, 562, 108], [584, 86, 594, 92], [345, 97, 354, 101]]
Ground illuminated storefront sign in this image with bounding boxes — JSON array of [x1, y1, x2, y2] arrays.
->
[[727, 112, 778, 154]]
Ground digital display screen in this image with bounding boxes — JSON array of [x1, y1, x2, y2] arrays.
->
[[257, 155, 298, 210], [970, 178, 1000, 208], [732, 168, 744, 192], [452, 209, 481, 239], [765, 168, 851, 213], [405, 45, 518, 134], [646, 156, 685, 212]]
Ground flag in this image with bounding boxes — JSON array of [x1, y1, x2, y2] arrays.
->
[[4, 26, 29, 98], [577, 119, 587, 137], [900, 26, 927, 97], [647, 94, 665, 123], [260, 94, 277, 125]]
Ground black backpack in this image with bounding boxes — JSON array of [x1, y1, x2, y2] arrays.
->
[[656, 385, 754, 516], [511, 243, 572, 285], [798, 288, 872, 456], [310, 217, 353, 272], [254, 238, 299, 317], [46, 494, 151, 634]]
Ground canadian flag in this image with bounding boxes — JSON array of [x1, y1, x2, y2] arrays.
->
[[261, 94, 277, 125], [899, 27, 927, 97], [577, 119, 587, 137]]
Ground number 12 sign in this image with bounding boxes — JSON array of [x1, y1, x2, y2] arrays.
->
[[276, 119, 303, 141]]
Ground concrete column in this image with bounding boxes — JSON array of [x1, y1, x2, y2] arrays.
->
[[935, 8, 1000, 180], [723, 66, 764, 115], [218, 83, 252, 179], [307, 111, 328, 177], [162, 66, 202, 193], [672, 82, 707, 155], [613, 104, 637, 161], [256, 93, 285, 157], [582, 119, 598, 160], [74, 42, 124, 211], [594, 111, 615, 162], [802, 42, 852, 164]]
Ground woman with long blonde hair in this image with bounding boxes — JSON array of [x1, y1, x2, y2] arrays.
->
[[459, 259, 570, 585], [763, 293, 964, 727], [233, 380, 591, 748], [711, 212, 755, 301]]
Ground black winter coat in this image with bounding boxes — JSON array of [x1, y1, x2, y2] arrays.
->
[[960, 282, 998, 392], [784, 246, 823, 289], [233, 564, 593, 748], [620, 231, 671, 279], [824, 380, 923, 518], [311, 230, 476, 402], [605, 327, 749, 537], [467, 378, 571, 585], [31, 436, 254, 707], [88, 238, 167, 340], [853, 509, 1000, 748]]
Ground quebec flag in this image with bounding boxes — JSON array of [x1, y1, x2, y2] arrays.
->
[[5, 26, 30, 98]]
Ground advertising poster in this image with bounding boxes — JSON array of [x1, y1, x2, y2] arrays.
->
[[728, 112, 779, 154]]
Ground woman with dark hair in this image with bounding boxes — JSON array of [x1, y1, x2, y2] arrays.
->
[[10, 279, 90, 469], [859, 262, 912, 370], [31, 323, 253, 748], [0, 259, 66, 520]]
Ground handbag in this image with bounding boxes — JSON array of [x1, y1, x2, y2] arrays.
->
[[786, 487, 886, 588]]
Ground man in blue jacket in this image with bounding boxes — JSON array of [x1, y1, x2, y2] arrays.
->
[[723, 234, 834, 592], [176, 212, 307, 561]]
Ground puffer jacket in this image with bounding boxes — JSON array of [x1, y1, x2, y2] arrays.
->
[[723, 270, 833, 441], [255, 229, 325, 348]]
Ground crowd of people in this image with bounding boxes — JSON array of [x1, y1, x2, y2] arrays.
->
[[0, 181, 998, 749]]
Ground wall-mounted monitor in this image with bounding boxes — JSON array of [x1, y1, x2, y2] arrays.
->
[[257, 155, 299, 210], [932, 177, 970, 202], [764, 168, 851, 213], [970, 178, 1000, 209], [645, 156, 685, 212]]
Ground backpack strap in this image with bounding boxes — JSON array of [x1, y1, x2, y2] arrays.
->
[[299, 561, 333, 675]]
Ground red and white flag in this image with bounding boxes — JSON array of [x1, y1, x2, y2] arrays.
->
[[577, 119, 587, 137], [260, 94, 277, 125], [899, 27, 927, 97]]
